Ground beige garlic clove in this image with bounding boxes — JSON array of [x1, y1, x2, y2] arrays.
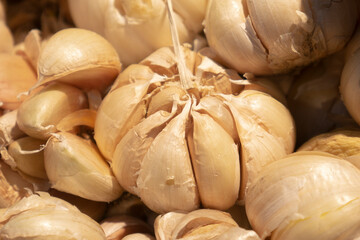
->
[[0, 193, 106, 240], [22, 29, 42, 71], [95, 80, 149, 161], [340, 47, 360, 126], [245, 151, 360, 240], [0, 110, 25, 146], [49, 189, 108, 222], [37, 28, 121, 93], [297, 128, 360, 163], [44, 132, 123, 202], [345, 25, 360, 60], [137, 100, 200, 213], [100, 215, 153, 240], [205, 0, 358, 75], [7, 136, 47, 180], [17, 82, 88, 140], [155, 209, 260, 240], [0, 22, 14, 54], [113, 107, 178, 195], [56, 109, 97, 132], [188, 110, 240, 210], [122, 233, 156, 240], [0, 54, 37, 110], [0, 160, 33, 208], [68, 0, 207, 66]]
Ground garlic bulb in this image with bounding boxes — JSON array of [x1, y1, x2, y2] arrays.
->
[[297, 128, 360, 167], [44, 131, 123, 202], [204, 0, 358, 75], [95, 45, 295, 213], [37, 28, 122, 93], [245, 151, 360, 240], [68, 0, 208, 66], [16, 82, 88, 140], [0, 192, 107, 240], [287, 51, 354, 146], [154, 209, 260, 240], [340, 44, 360, 127], [0, 54, 37, 110], [7, 136, 47, 179]]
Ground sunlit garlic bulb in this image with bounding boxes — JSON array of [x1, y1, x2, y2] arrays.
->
[[68, 0, 208, 66], [205, 0, 358, 75]]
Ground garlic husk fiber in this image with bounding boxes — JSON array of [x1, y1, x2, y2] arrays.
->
[[204, 0, 358, 75], [68, 0, 208, 66], [245, 151, 360, 240], [36, 28, 122, 93], [154, 209, 260, 240], [44, 131, 123, 202], [0, 192, 107, 240]]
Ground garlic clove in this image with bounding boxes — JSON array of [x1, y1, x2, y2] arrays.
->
[[22, 29, 42, 71], [340, 48, 360, 126], [0, 54, 37, 110], [0, 110, 25, 146], [37, 28, 121, 93], [17, 82, 88, 140], [136, 100, 200, 213], [147, 85, 186, 115], [204, 0, 271, 75], [155, 212, 186, 240], [0, 206, 107, 239], [0, 22, 13, 54], [0, 160, 33, 208], [122, 233, 156, 240], [100, 215, 153, 240], [7, 136, 47, 180], [188, 110, 240, 210], [245, 151, 360, 240], [113, 107, 178, 195], [56, 109, 97, 133], [94, 80, 149, 161], [44, 132, 123, 202]]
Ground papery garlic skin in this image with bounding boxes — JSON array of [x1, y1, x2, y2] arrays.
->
[[17, 83, 88, 140], [37, 28, 121, 93], [246, 151, 360, 240], [69, 0, 207, 66], [44, 132, 123, 202], [205, 0, 358, 75], [340, 48, 360, 126]]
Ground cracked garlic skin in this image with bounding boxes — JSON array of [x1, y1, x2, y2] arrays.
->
[[95, 46, 295, 213], [205, 0, 358, 76], [245, 151, 360, 240], [68, 0, 208, 66], [0, 193, 107, 240], [155, 209, 260, 240]]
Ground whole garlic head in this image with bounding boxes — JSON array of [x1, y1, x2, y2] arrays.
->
[[68, 0, 208, 66], [204, 0, 358, 75]]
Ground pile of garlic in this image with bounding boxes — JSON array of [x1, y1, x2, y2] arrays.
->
[[1, 0, 360, 239]]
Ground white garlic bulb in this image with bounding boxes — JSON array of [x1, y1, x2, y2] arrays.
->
[[68, 0, 208, 66], [205, 0, 358, 75]]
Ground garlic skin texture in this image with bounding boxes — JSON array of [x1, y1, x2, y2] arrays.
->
[[154, 209, 260, 240], [0, 193, 107, 240], [245, 151, 360, 240], [205, 0, 358, 75], [95, 46, 295, 213], [68, 0, 208, 66], [44, 132, 123, 202]]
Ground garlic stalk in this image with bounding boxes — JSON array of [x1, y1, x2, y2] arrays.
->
[[0, 54, 37, 110], [154, 209, 260, 240], [245, 151, 360, 240], [16, 82, 88, 140], [36, 28, 122, 93], [68, 0, 208, 67], [205, 0, 358, 75], [0, 192, 107, 240], [44, 131, 123, 202]]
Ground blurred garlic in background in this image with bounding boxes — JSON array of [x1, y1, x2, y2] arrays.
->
[[204, 0, 358, 76], [68, 0, 208, 66]]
